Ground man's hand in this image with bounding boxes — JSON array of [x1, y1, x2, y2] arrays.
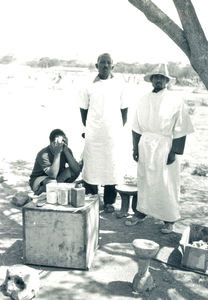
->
[[167, 151, 176, 165], [62, 136, 68, 146], [51, 141, 63, 155], [133, 151, 139, 162], [62, 136, 69, 153]]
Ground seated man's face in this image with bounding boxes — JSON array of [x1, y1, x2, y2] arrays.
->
[[54, 135, 64, 144], [50, 135, 65, 154]]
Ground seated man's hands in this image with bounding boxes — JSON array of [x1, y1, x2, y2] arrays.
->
[[62, 136, 68, 146], [167, 150, 176, 165], [51, 135, 69, 154]]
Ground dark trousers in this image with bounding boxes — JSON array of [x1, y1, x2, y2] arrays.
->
[[83, 181, 117, 205], [131, 195, 138, 214]]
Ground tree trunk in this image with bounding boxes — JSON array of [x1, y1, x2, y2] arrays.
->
[[128, 0, 208, 89]]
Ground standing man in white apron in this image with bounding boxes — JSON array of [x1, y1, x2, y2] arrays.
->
[[127, 64, 194, 233], [79, 53, 128, 213]]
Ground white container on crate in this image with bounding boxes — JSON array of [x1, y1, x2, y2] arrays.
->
[[46, 181, 58, 204]]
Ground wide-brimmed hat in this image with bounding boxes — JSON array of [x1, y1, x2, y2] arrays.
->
[[144, 64, 174, 82]]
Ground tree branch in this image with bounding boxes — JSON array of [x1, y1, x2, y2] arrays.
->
[[128, 0, 191, 57], [173, 0, 208, 60]]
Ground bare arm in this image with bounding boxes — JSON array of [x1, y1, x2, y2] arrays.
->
[[132, 130, 142, 162], [63, 146, 81, 176], [167, 136, 186, 165], [121, 108, 128, 126], [172, 136, 186, 155], [46, 154, 61, 179], [44, 141, 64, 178], [80, 108, 88, 126]]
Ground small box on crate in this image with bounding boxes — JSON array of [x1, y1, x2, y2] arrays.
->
[[180, 223, 208, 273], [71, 187, 85, 207]]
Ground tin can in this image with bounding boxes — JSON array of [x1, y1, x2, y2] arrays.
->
[[57, 188, 68, 205], [46, 182, 58, 204]]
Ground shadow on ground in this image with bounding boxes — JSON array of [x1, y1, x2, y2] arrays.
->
[[1, 159, 208, 299]]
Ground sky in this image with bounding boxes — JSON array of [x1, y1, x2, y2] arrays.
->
[[0, 0, 207, 64]]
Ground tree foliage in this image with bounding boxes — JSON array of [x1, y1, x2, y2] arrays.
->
[[26, 57, 89, 68]]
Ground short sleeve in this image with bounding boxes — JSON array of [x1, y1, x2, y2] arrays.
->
[[132, 108, 142, 134], [79, 86, 90, 110], [173, 101, 194, 139], [36, 151, 52, 174]]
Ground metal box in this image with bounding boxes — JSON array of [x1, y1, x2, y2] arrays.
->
[[180, 224, 208, 273], [22, 196, 99, 270]]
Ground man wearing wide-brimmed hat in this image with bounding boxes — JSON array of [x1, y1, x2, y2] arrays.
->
[[127, 64, 194, 233]]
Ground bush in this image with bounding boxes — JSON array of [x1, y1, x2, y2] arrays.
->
[[0, 55, 15, 64], [192, 164, 208, 176], [24, 57, 203, 87], [200, 99, 208, 106], [181, 161, 190, 171]]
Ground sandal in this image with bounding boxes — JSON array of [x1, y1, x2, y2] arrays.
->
[[104, 204, 115, 213], [125, 216, 145, 226], [116, 211, 128, 219], [160, 223, 174, 234]]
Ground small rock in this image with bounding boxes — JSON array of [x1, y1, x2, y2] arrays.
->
[[11, 192, 30, 207]]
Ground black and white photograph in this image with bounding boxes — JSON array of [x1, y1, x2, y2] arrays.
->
[[0, 1, 208, 299]]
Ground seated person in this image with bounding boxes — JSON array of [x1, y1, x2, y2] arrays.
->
[[29, 129, 81, 195]]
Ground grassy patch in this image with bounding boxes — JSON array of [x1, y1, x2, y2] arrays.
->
[[192, 164, 208, 177]]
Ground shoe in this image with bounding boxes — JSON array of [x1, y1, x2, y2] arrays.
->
[[104, 204, 115, 213], [160, 223, 173, 234], [28, 192, 46, 202], [116, 211, 128, 219], [36, 199, 46, 207], [125, 215, 145, 226]]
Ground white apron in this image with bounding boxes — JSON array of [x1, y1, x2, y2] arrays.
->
[[137, 132, 180, 222], [81, 78, 128, 185]]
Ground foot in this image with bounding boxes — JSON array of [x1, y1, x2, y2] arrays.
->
[[125, 215, 145, 226], [116, 211, 128, 218], [160, 223, 174, 234], [36, 199, 46, 207], [99, 203, 104, 211], [29, 192, 46, 201], [104, 204, 115, 213], [34, 185, 46, 196]]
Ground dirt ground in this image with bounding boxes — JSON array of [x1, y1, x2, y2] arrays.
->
[[0, 72, 208, 299], [0, 155, 208, 300]]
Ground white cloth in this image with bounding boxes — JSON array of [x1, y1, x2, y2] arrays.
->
[[132, 88, 194, 222], [79, 76, 128, 185]]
